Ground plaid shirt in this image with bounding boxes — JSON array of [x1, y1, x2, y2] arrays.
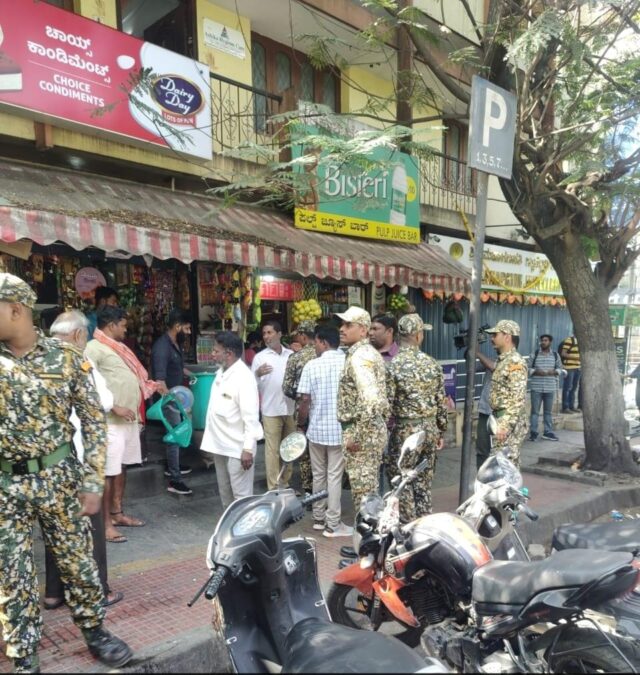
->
[[297, 349, 345, 446]]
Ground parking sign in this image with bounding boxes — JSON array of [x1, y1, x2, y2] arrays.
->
[[467, 76, 516, 179]]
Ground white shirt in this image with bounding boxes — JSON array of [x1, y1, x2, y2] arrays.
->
[[251, 345, 295, 417], [297, 349, 345, 446], [72, 357, 114, 462], [201, 358, 263, 458]]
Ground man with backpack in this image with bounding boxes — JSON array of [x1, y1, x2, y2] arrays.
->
[[528, 334, 563, 441]]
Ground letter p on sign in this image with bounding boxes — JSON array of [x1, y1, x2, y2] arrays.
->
[[468, 76, 516, 179]]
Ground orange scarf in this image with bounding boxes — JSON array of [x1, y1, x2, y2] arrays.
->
[[93, 328, 158, 400]]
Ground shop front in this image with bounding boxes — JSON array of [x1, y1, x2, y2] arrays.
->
[[0, 159, 471, 365]]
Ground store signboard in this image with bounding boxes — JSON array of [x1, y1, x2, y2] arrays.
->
[[433, 234, 562, 295], [292, 121, 420, 244], [442, 363, 457, 402], [203, 19, 246, 59], [260, 279, 299, 301], [614, 336, 628, 374], [626, 307, 640, 327], [0, 0, 212, 159], [609, 305, 626, 326]]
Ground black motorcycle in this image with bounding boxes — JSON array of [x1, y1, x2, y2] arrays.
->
[[190, 432, 447, 673], [328, 439, 640, 672]]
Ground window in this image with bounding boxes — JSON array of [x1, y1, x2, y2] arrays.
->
[[251, 33, 339, 115], [117, 0, 195, 58]]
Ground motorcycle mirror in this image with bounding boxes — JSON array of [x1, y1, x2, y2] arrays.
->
[[279, 432, 307, 463], [397, 430, 426, 469]]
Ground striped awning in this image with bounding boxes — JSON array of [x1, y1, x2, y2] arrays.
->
[[0, 160, 470, 293]]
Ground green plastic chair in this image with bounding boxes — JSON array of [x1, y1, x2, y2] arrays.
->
[[147, 393, 193, 448]]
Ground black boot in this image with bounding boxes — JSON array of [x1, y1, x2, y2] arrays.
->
[[340, 545, 357, 558], [12, 655, 40, 674], [82, 626, 133, 668]]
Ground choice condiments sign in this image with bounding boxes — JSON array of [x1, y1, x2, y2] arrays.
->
[[293, 125, 420, 244], [0, 0, 212, 160]]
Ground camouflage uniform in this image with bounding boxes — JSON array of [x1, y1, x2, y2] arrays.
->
[[487, 320, 529, 467], [282, 337, 316, 493], [337, 336, 389, 511], [0, 275, 107, 661], [386, 314, 447, 523]]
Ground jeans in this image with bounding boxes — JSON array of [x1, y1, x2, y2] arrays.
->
[[562, 369, 581, 410], [163, 402, 182, 482], [530, 390, 555, 435]]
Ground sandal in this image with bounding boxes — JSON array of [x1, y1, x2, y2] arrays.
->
[[102, 591, 124, 607], [106, 533, 128, 544], [110, 511, 146, 528]]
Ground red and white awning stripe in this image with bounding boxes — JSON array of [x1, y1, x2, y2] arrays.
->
[[0, 205, 470, 294]]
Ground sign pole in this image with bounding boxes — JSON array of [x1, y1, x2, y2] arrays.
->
[[459, 75, 517, 505], [459, 170, 488, 504]]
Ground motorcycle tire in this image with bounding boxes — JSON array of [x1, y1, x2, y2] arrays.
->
[[546, 626, 640, 673], [326, 582, 423, 647]]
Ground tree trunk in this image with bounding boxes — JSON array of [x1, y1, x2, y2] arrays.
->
[[540, 231, 636, 474]]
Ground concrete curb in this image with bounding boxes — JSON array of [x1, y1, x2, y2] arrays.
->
[[96, 626, 232, 674], [520, 483, 640, 547]]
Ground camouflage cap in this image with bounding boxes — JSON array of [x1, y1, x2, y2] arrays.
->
[[0, 273, 37, 309], [335, 306, 371, 329], [295, 320, 316, 335], [397, 313, 432, 336], [485, 319, 520, 336]]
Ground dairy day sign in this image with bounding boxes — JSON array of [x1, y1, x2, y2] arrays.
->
[[292, 121, 421, 244]]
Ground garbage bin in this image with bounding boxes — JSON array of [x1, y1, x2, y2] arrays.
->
[[190, 372, 216, 431]]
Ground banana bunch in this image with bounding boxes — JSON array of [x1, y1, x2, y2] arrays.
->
[[292, 299, 322, 324], [387, 293, 409, 311]]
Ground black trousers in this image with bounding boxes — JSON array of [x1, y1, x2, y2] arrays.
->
[[44, 511, 109, 598], [476, 413, 491, 470]]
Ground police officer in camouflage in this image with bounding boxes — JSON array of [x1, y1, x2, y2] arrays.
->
[[386, 314, 447, 523], [336, 307, 389, 513], [282, 320, 316, 494], [486, 319, 529, 468], [0, 273, 132, 674]]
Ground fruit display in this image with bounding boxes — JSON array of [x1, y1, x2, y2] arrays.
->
[[292, 298, 322, 324], [387, 293, 409, 312]]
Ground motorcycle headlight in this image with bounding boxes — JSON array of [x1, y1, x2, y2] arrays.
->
[[476, 453, 523, 490]]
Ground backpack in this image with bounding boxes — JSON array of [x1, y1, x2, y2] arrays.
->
[[443, 299, 463, 324]]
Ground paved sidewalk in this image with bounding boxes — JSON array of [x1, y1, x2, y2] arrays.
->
[[1, 424, 639, 673]]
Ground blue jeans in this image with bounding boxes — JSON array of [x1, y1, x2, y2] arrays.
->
[[562, 369, 581, 410], [163, 402, 181, 482], [530, 391, 555, 436]]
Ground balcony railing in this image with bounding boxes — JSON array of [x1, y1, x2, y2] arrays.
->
[[420, 151, 477, 216], [209, 74, 477, 214], [209, 73, 282, 155]]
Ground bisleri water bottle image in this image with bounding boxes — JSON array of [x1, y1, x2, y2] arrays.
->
[[390, 162, 408, 225]]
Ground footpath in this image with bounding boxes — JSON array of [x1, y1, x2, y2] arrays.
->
[[1, 418, 640, 673]]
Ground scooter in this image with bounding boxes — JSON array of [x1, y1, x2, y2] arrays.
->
[[328, 435, 640, 672], [189, 432, 447, 673]]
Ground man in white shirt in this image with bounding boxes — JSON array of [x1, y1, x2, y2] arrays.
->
[[201, 331, 263, 508], [297, 325, 351, 538], [251, 321, 295, 490]]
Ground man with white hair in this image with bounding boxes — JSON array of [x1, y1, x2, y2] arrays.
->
[[46, 310, 123, 609]]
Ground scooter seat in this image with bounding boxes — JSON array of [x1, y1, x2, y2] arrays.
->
[[282, 617, 438, 673], [553, 521, 640, 554], [472, 548, 633, 606]]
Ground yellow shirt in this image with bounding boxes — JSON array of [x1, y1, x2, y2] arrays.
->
[[85, 339, 141, 423]]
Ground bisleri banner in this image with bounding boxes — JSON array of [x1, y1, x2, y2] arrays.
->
[[0, 0, 212, 160], [293, 131, 421, 244]]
